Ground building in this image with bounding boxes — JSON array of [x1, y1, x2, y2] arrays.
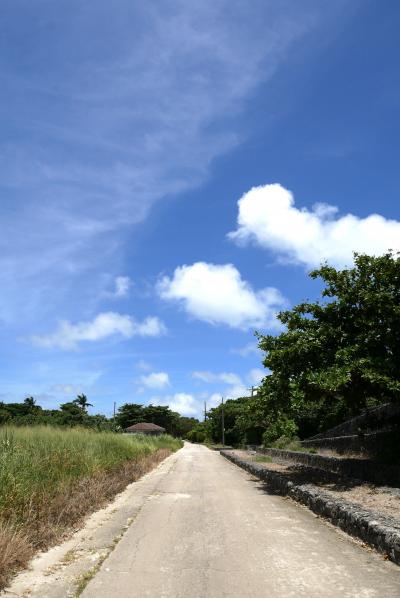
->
[[124, 422, 166, 436]]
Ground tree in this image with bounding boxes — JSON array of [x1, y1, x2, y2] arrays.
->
[[115, 403, 144, 430], [257, 251, 400, 439], [24, 397, 36, 410], [206, 397, 260, 446], [73, 394, 93, 413], [142, 405, 179, 435], [174, 416, 199, 438], [186, 422, 208, 443]]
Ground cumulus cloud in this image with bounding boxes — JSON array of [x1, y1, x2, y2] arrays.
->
[[229, 183, 400, 268], [158, 262, 286, 329], [31, 312, 166, 350], [139, 371, 170, 389], [151, 393, 199, 417]]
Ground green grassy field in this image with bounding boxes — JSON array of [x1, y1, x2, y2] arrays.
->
[[0, 426, 182, 588]]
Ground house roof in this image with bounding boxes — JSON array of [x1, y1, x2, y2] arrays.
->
[[125, 422, 166, 432]]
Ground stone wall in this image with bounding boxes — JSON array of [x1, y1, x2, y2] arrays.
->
[[309, 402, 400, 440], [257, 447, 400, 487], [299, 429, 397, 459]]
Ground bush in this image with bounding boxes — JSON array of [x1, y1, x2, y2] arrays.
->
[[262, 416, 298, 447]]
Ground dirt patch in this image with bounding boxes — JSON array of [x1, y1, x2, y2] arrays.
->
[[236, 450, 400, 521], [0, 448, 171, 591]]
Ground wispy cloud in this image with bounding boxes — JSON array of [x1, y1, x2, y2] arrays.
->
[[0, 1, 329, 323], [103, 276, 132, 299], [231, 342, 261, 357], [30, 311, 166, 350], [192, 369, 259, 402], [192, 371, 242, 385]]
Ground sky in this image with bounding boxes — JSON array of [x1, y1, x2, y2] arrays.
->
[[1, 0, 400, 419]]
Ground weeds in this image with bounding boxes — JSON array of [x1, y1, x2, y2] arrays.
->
[[253, 455, 273, 463], [0, 426, 182, 589], [267, 435, 317, 453]]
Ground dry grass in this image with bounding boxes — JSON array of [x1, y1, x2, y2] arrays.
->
[[0, 448, 171, 588], [0, 427, 181, 589], [0, 523, 32, 589]]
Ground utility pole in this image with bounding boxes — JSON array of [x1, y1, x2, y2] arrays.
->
[[221, 397, 225, 447], [113, 401, 116, 425], [204, 401, 207, 422], [248, 386, 259, 397]]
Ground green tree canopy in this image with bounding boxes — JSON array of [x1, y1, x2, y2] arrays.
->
[[257, 251, 400, 438]]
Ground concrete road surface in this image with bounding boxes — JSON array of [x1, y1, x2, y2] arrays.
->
[[82, 443, 400, 598]]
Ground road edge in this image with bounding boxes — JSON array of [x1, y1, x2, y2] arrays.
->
[[221, 449, 400, 566]]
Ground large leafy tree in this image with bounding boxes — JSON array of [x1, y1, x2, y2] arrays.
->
[[142, 405, 179, 434], [206, 397, 262, 445], [257, 252, 400, 436], [115, 403, 144, 429]]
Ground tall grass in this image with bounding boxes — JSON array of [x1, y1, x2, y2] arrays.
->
[[0, 426, 182, 588]]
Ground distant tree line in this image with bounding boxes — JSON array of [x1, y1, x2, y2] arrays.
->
[[115, 403, 198, 437], [0, 394, 113, 430], [198, 252, 400, 447], [0, 395, 199, 438]]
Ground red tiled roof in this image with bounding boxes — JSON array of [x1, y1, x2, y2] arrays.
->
[[125, 422, 166, 432]]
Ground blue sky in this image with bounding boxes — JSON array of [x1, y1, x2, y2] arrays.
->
[[1, 0, 400, 418]]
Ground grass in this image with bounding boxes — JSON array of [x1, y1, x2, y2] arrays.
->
[[0, 426, 182, 589], [253, 455, 273, 463], [267, 436, 317, 453]]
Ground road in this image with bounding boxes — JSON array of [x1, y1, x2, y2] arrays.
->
[[82, 443, 400, 598]]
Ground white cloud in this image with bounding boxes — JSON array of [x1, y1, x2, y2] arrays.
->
[[139, 371, 170, 390], [151, 393, 199, 417], [31, 312, 166, 350], [231, 342, 261, 357], [112, 276, 132, 298], [192, 371, 242, 385], [136, 359, 152, 371], [50, 384, 82, 395], [225, 384, 248, 400], [208, 393, 224, 408], [247, 368, 265, 386], [102, 276, 132, 300], [207, 384, 248, 403], [158, 262, 286, 330], [229, 183, 400, 269], [193, 370, 252, 401]]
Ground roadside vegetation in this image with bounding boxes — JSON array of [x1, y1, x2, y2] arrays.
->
[[0, 394, 199, 438], [0, 426, 182, 589], [199, 252, 400, 453]]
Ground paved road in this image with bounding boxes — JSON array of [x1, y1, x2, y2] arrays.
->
[[82, 443, 400, 598]]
